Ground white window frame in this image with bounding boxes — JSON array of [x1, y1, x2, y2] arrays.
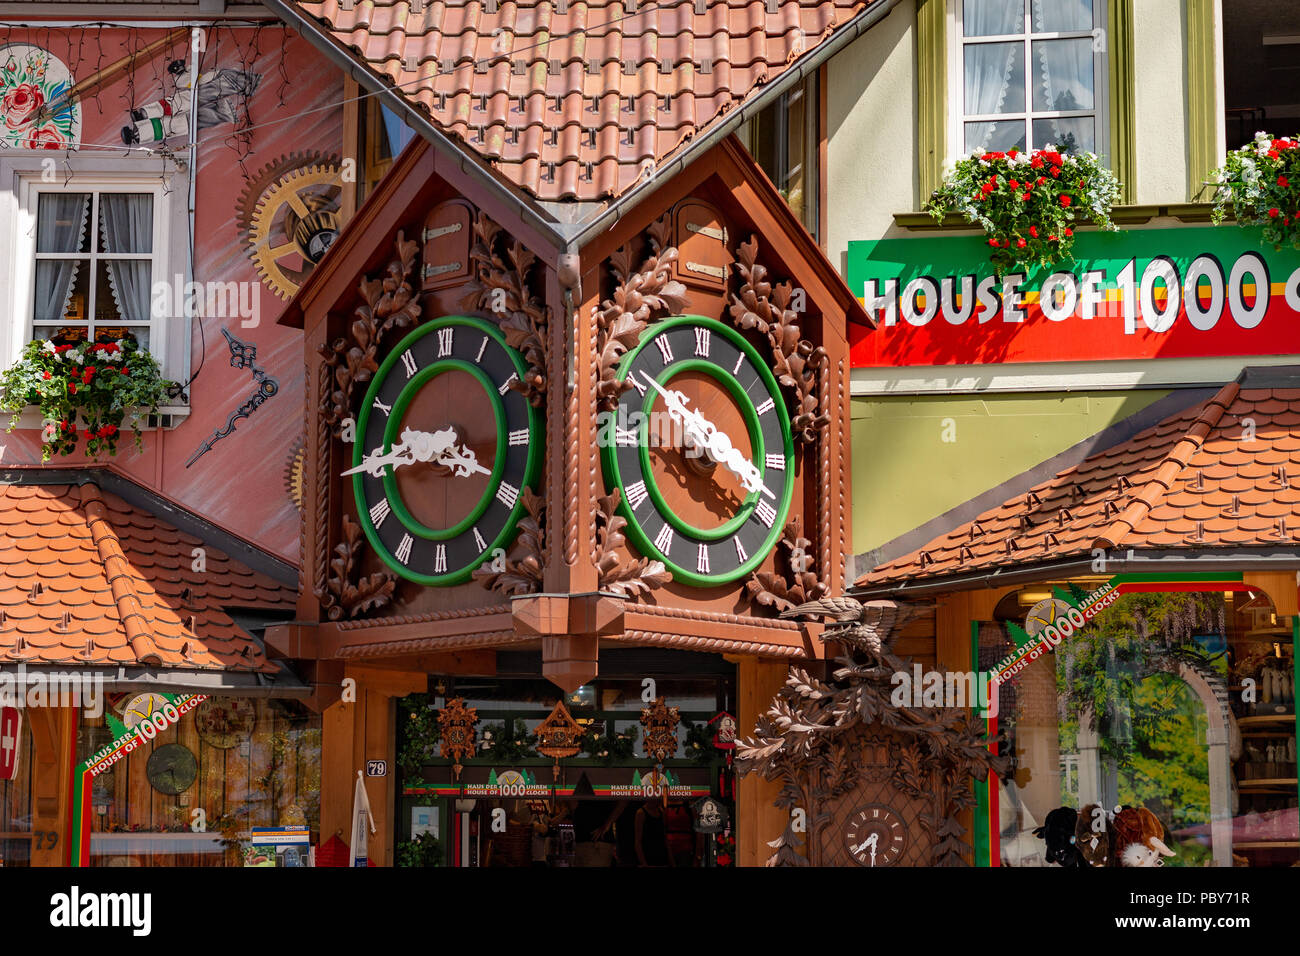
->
[[0, 155, 190, 387], [947, 0, 1110, 164]]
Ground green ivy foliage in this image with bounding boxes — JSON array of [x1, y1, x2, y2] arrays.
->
[[1211, 132, 1300, 249], [0, 337, 174, 460], [925, 145, 1121, 272]]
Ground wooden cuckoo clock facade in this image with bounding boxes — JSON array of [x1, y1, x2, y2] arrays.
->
[[273, 136, 864, 701]]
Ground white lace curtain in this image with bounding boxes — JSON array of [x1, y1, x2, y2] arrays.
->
[[33, 193, 90, 323], [99, 193, 153, 324]]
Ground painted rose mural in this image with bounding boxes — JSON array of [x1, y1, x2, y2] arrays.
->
[[0, 44, 81, 150]]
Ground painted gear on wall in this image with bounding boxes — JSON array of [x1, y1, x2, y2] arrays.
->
[[237, 152, 344, 299]]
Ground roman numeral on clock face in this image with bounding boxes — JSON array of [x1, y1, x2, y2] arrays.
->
[[655, 336, 674, 365], [395, 534, 414, 565], [400, 350, 418, 378], [734, 537, 748, 563], [476, 336, 489, 363], [653, 524, 674, 553], [694, 327, 710, 357], [625, 480, 648, 510], [473, 526, 486, 551], [437, 327, 454, 357], [373, 397, 392, 417], [733, 353, 745, 375], [615, 425, 638, 446], [434, 543, 447, 573], [499, 372, 519, 395], [629, 373, 647, 397], [509, 427, 529, 445], [368, 498, 391, 528], [755, 397, 775, 416], [756, 499, 777, 528], [496, 481, 519, 508], [765, 452, 786, 471], [696, 542, 710, 573]]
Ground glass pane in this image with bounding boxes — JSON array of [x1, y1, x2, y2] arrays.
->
[[100, 260, 153, 323], [1032, 38, 1095, 111], [32, 325, 87, 344], [964, 0, 1023, 36], [97, 193, 154, 254], [965, 42, 1025, 115], [783, 88, 808, 225], [35, 193, 91, 253], [1031, 0, 1093, 33], [1032, 115, 1094, 153], [33, 259, 89, 322], [965, 119, 1027, 154]]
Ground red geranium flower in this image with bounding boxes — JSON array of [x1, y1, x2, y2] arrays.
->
[[1269, 208, 1280, 218], [988, 238, 999, 247], [1016, 238, 1027, 248], [1050, 166, 1061, 178], [1022, 191, 1033, 201], [1037, 176, 1046, 186], [67, 383, 76, 395], [1064, 227, 1074, 236], [1279, 175, 1290, 188], [1031, 155, 1044, 169], [1059, 194, 1072, 207], [1029, 226, 1039, 237], [42, 371, 50, 380], [1009, 179, 1020, 190], [1008, 148, 1018, 158]]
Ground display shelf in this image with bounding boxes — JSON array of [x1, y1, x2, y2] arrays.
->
[[1233, 841, 1300, 850], [1236, 778, 1297, 791], [1238, 715, 1296, 728]]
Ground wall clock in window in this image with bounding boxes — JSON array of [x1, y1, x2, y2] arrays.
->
[[601, 316, 794, 586], [146, 743, 198, 795], [346, 316, 543, 584], [844, 804, 906, 867]]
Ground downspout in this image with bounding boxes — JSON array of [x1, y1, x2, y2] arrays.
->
[[185, 27, 202, 404]]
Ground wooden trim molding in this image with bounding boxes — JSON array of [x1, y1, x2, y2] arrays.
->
[[1186, 0, 1222, 202], [891, 202, 1222, 230], [916, 0, 947, 204], [1107, 0, 1136, 204]]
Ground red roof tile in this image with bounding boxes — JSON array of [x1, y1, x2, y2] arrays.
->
[[288, 0, 880, 200], [857, 384, 1300, 589], [0, 483, 293, 672]]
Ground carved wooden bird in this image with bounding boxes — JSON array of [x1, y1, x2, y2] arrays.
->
[[780, 596, 919, 657]]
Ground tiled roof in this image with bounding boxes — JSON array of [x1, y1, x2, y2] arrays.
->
[[0, 483, 293, 672], [858, 383, 1300, 588], [290, 0, 878, 201]]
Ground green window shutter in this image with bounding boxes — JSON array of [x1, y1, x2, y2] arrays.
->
[[916, 0, 946, 206], [1108, 0, 1136, 204], [1186, 0, 1220, 201]]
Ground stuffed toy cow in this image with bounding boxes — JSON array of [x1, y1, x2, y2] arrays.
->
[[1032, 807, 1085, 867], [1111, 807, 1176, 867]]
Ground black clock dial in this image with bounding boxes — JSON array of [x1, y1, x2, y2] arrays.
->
[[146, 743, 198, 795], [844, 804, 906, 867], [351, 316, 543, 585], [601, 316, 794, 587]]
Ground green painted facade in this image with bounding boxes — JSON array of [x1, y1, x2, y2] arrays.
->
[[851, 389, 1172, 554]]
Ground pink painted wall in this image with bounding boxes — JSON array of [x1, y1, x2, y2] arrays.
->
[[2, 26, 344, 562]]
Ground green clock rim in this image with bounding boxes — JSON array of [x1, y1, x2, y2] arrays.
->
[[380, 359, 507, 541], [353, 315, 543, 586], [601, 315, 795, 587], [636, 359, 763, 541]]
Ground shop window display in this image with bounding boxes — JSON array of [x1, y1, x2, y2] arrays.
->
[[990, 587, 1297, 867], [74, 695, 321, 867], [0, 717, 34, 867]]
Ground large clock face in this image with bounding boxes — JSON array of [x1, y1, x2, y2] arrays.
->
[[349, 316, 543, 584], [601, 316, 794, 586], [844, 804, 906, 867]]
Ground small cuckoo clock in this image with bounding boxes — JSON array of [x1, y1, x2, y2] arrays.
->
[[535, 700, 584, 778], [640, 697, 681, 763], [437, 697, 478, 780]]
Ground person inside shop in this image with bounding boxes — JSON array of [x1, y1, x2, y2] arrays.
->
[[572, 799, 624, 867], [665, 799, 697, 867], [634, 799, 673, 867]]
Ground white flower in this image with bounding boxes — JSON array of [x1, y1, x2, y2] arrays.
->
[[70, 352, 84, 365], [1255, 130, 1269, 141], [41, 341, 56, 354]]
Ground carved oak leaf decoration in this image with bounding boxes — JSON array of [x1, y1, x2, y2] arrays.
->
[[594, 488, 671, 598], [323, 514, 396, 621], [463, 213, 548, 407], [473, 487, 545, 595], [728, 236, 830, 445], [594, 215, 688, 411], [319, 233, 422, 434], [743, 517, 827, 615]]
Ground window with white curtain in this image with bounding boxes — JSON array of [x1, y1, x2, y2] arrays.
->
[[953, 0, 1108, 158], [28, 187, 161, 354]]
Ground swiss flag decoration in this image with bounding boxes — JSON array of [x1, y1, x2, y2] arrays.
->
[[0, 706, 21, 781]]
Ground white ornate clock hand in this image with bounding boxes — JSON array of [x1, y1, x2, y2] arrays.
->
[[341, 427, 489, 478], [639, 371, 776, 500]]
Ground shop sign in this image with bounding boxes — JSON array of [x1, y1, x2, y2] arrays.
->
[[462, 768, 552, 797], [0, 705, 20, 780], [605, 768, 699, 798], [847, 227, 1300, 368]]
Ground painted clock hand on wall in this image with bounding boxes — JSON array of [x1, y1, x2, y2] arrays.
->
[[185, 328, 280, 468], [340, 426, 490, 479], [639, 371, 775, 499]]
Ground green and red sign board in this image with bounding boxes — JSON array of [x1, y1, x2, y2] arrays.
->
[[847, 226, 1300, 367], [405, 767, 710, 799], [69, 692, 207, 866]]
